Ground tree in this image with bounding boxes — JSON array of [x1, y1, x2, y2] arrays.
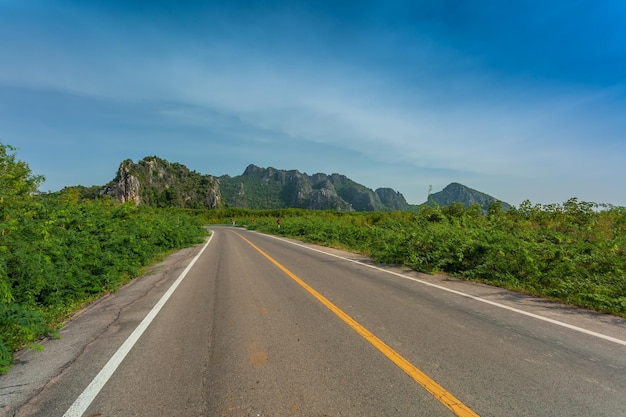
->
[[0, 144, 44, 303], [0, 144, 44, 206]]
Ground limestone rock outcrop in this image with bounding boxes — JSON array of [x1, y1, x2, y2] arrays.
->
[[103, 157, 221, 209]]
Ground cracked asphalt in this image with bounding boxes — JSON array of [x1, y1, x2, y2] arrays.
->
[[0, 244, 200, 417]]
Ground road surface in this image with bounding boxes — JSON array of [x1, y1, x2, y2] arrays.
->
[[1, 226, 625, 416]]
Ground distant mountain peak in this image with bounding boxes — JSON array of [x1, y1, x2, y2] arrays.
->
[[219, 165, 388, 211], [425, 183, 510, 212]]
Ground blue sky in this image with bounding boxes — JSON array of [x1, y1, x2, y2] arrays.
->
[[1, 1, 625, 206]]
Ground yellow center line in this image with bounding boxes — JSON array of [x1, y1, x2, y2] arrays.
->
[[236, 233, 479, 417]]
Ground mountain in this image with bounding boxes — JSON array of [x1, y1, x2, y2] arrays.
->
[[424, 183, 511, 213], [90, 156, 508, 212], [102, 156, 220, 208], [375, 188, 412, 211], [218, 164, 410, 211]]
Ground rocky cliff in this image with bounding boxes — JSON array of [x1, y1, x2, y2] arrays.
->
[[374, 188, 412, 211], [218, 164, 410, 211], [102, 157, 220, 208]]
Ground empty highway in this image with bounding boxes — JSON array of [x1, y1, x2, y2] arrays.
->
[[2, 226, 625, 416]]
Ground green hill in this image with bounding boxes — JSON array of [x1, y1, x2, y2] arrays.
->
[[89, 157, 509, 212]]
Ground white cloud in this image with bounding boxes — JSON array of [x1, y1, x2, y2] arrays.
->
[[2, 3, 626, 206]]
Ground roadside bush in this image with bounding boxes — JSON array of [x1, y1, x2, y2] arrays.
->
[[237, 202, 626, 317], [0, 143, 208, 373]]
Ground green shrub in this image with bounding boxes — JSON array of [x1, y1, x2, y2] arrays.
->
[[0, 143, 209, 373], [240, 202, 626, 317]]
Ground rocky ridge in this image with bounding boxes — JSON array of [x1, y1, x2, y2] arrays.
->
[[96, 157, 508, 212], [217, 164, 411, 211], [102, 157, 220, 208]]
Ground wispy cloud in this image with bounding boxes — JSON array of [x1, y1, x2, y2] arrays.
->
[[1, 1, 625, 205]]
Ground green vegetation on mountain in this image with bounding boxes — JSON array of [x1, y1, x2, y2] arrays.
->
[[218, 165, 375, 211], [0, 145, 208, 373], [78, 156, 510, 212], [218, 165, 300, 209], [102, 156, 220, 208], [426, 182, 511, 212]]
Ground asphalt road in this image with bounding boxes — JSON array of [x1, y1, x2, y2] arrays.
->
[[1, 226, 625, 416]]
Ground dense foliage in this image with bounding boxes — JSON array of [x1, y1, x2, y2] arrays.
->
[[0, 145, 208, 373], [201, 203, 626, 317]]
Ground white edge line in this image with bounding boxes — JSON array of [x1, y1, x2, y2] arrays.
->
[[256, 231, 626, 347], [63, 233, 214, 417]]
